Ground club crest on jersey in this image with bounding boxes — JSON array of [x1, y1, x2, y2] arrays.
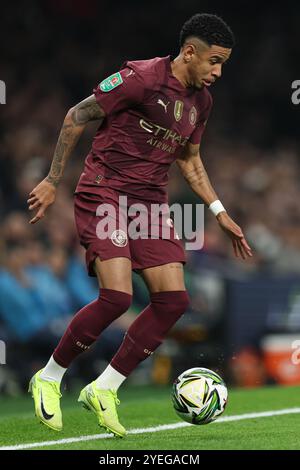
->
[[111, 229, 128, 247], [99, 72, 123, 92], [189, 106, 197, 126], [174, 100, 184, 122]]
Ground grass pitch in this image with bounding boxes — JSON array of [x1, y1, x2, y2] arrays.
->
[[0, 384, 300, 450]]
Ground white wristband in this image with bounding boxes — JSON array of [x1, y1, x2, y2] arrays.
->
[[209, 200, 226, 217]]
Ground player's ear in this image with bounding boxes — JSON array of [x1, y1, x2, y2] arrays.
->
[[182, 44, 195, 63]]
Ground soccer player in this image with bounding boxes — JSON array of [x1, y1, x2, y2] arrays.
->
[[27, 13, 252, 437]]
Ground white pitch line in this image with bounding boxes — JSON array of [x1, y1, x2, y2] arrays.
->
[[1, 407, 300, 450]]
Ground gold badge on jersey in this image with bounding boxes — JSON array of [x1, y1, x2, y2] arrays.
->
[[174, 100, 184, 122], [189, 106, 197, 126]]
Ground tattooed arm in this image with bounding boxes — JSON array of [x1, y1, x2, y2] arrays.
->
[[176, 142, 219, 207], [27, 95, 105, 224], [177, 142, 252, 259]]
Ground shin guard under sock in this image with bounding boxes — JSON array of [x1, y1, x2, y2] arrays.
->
[[111, 290, 189, 376], [53, 288, 132, 368]]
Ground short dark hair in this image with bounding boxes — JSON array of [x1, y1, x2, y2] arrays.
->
[[180, 13, 235, 49]]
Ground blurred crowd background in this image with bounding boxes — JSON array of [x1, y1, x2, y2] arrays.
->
[[1, 0, 300, 394]]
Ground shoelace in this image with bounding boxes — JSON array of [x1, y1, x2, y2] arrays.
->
[[111, 390, 120, 406]]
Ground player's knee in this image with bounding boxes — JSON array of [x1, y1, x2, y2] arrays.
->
[[117, 292, 133, 313], [168, 291, 190, 317], [99, 288, 132, 315], [179, 290, 190, 311], [151, 290, 190, 319]]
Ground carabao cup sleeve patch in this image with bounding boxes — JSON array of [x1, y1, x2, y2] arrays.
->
[[93, 67, 145, 116], [99, 72, 123, 92]]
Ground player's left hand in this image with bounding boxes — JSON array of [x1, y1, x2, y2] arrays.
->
[[216, 212, 252, 260]]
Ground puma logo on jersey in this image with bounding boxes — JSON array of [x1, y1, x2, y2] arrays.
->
[[126, 70, 135, 77], [157, 98, 170, 113]]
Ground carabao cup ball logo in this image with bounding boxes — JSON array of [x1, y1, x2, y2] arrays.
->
[[111, 229, 128, 247]]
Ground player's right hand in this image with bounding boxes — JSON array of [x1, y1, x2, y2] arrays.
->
[[27, 179, 56, 224]]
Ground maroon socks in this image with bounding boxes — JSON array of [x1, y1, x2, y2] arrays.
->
[[53, 289, 189, 378], [111, 290, 189, 376], [53, 288, 132, 368]]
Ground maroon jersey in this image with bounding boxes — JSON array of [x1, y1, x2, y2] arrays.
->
[[76, 56, 212, 203]]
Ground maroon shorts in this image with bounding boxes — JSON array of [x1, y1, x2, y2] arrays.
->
[[74, 188, 186, 276]]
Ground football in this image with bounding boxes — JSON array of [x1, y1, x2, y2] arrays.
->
[[171, 367, 228, 425]]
